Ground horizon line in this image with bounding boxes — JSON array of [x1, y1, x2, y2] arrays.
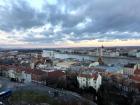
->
[[1, 45, 140, 49]]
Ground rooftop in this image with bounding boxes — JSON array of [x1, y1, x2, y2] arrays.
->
[[124, 63, 136, 68], [78, 73, 98, 79]]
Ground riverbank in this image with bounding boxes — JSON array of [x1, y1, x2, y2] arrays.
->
[[58, 52, 140, 60], [44, 51, 140, 64]]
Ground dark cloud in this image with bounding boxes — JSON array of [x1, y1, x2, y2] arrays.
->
[[0, 0, 46, 31], [0, 0, 140, 44]]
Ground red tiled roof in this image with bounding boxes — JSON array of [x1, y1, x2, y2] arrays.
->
[[132, 76, 140, 82], [47, 70, 65, 78], [0, 64, 46, 75], [0, 64, 65, 79], [32, 70, 47, 75], [134, 69, 140, 75]]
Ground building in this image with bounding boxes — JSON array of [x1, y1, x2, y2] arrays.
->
[[88, 51, 97, 56], [54, 61, 77, 70], [127, 64, 140, 92], [95, 65, 123, 74], [136, 52, 140, 58], [123, 63, 137, 76], [46, 70, 66, 79], [89, 62, 99, 67], [77, 72, 102, 91], [128, 49, 137, 57], [30, 62, 35, 69], [132, 64, 140, 85], [110, 51, 120, 57], [31, 69, 47, 83], [36, 70, 66, 85], [42, 50, 54, 58], [98, 45, 104, 65], [7, 66, 32, 83]]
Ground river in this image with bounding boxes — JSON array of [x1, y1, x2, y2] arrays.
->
[[43, 50, 140, 65]]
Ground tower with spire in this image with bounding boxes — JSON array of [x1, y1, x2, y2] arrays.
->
[[98, 45, 104, 65]]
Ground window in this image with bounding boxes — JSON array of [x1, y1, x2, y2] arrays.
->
[[88, 81, 91, 85]]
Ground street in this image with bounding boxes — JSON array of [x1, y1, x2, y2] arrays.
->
[[0, 76, 96, 105]]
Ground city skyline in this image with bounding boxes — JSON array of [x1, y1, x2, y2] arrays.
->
[[0, 0, 140, 48]]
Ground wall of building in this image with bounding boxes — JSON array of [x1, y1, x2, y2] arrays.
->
[[136, 52, 140, 58], [123, 68, 134, 75], [77, 74, 102, 91]]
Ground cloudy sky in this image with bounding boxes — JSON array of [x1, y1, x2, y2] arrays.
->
[[0, 0, 140, 48]]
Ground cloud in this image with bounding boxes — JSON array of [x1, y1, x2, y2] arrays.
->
[[0, 0, 46, 31], [0, 0, 140, 47]]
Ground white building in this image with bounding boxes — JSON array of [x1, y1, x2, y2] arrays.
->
[[42, 50, 54, 58], [54, 61, 77, 70], [136, 52, 140, 58], [8, 69, 16, 79], [37, 64, 49, 69], [89, 62, 99, 67], [7, 69, 31, 83], [30, 62, 35, 69], [21, 71, 32, 83], [128, 49, 137, 57], [110, 52, 120, 57], [77, 73, 102, 91], [123, 63, 137, 76], [88, 51, 97, 56]]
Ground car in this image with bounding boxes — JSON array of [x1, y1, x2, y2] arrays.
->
[[0, 102, 3, 105], [0, 89, 12, 100]]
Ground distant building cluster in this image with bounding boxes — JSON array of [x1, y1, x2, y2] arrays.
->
[[55, 46, 140, 58]]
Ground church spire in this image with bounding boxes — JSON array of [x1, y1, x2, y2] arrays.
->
[[98, 45, 104, 65]]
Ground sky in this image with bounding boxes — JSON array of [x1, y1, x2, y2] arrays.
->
[[0, 0, 140, 48]]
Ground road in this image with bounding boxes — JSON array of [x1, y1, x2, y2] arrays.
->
[[0, 77, 20, 91], [0, 76, 96, 105]]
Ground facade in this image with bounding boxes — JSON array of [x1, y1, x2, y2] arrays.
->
[[88, 51, 97, 56], [128, 50, 137, 57], [37, 64, 49, 69], [7, 69, 32, 83], [54, 61, 77, 70], [123, 63, 137, 76], [123, 68, 134, 76], [31, 70, 46, 82], [136, 52, 140, 58], [30, 62, 35, 69], [89, 62, 99, 67], [42, 50, 54, 58], [77, 73, 102, 91], [110, 52, 120, 57], [8, 69, 17, 79], [132, 64, 140, 84], [21, 71, 32, 83]]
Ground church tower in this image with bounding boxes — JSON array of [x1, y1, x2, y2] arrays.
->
[[98, 45, 104, 65]]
